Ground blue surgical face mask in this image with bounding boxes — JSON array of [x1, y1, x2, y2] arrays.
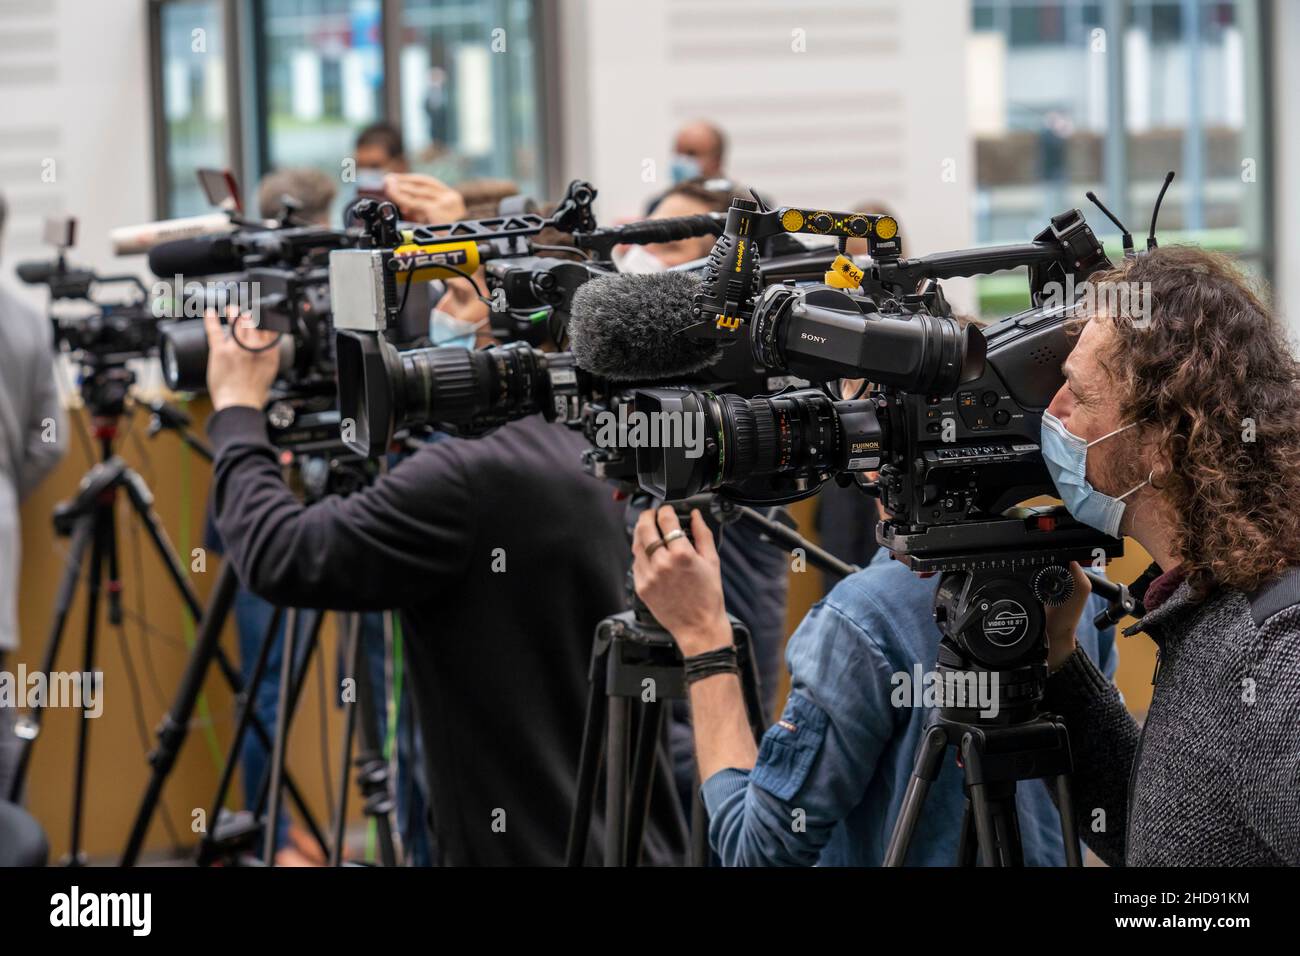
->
[[670, 153, 701, 184], [1040, 411, 1150, 538], [429, 308, 480, 349]]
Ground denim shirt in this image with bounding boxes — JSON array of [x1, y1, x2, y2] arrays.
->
[[702, 550, 1118, 866]]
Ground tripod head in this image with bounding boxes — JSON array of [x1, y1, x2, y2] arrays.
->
[[913, 507, 1123, 724]]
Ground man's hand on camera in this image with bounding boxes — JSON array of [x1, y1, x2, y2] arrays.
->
[[384, 173, 466, 224], [1045, 561, 1089, 672], [632, 506, 732, 658], [203, 307, 281, 412]]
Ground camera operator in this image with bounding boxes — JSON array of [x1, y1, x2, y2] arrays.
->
[[1039, 246, 1300, 865], [630, 493, 1117, 865], [200, 305, 688, 865], [0, 192, 67, 800]]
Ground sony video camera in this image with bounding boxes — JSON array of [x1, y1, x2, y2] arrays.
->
[[634, 198, 1124, 570]]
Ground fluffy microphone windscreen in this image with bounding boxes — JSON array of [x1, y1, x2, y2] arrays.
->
[[567, 271, 720, 380]]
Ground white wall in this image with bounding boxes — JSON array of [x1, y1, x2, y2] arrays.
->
[[0, 0, 154, 310], [555, 0, 975, 311]]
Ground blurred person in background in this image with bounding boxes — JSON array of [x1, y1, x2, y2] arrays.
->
[[670, 121, 728, 184], [257, 167, 337, 223], [354, 121, 409, 176], [646, 120, 729, 215], [0, 191, 67, 801]]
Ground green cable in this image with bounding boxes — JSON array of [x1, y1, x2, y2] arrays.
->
[[177, 398, 224, 771], [365, 613, 404, 863]]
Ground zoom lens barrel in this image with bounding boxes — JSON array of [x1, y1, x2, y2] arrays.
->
[[335, 331, 582, 457], [634, 386, 885, 501]]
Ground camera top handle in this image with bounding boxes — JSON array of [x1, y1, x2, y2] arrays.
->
[[687, 202, 1110, 347]]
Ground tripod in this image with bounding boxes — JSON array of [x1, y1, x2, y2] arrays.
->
[[565, 495, 859, 867], [190, 454, 398, 868], [7, 369, 310, 863], [882, 550, 1123, 867]]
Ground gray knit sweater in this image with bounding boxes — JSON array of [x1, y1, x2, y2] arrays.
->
[[1045, 570, 1300, 866]]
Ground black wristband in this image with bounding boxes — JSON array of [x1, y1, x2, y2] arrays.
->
[[683, 645, 739, 685]]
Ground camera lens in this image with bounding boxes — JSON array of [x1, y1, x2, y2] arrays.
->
[[634, 387, 885, 501], [158, 319, 211, 392]]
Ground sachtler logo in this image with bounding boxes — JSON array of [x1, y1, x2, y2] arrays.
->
[[50, 886, 151, 936], [982, 600, 1030, 644]]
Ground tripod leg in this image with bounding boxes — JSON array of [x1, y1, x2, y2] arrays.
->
[[348, 613, 398, 866], [623, 699, 663, 867], [68, 504, 109, 866], [565, 636, 609, 866], [262, 609, 299, 865], [249, 608, 330, 855], [1053, 774, 1083, 867], [196, 598, 283, 864], [119, 470, 296, 792], [989, 795, 1024, 867], [732, 626, 768, 736], [957, 798, 978, 866], [6, 516, 95, 803], [121, 560, 239, 866], [329, 614, 359, 866], [883, 722, 949, 866], [961, 733, 1000, 867], [604, 694, 630, 866], [119, 468, 203, 620]]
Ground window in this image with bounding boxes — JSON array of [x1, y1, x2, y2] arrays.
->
[[969, 0, 1271, 318], [256, 0, 385, 220], [152, 0, 550, 221], [156, 0, 231, 217], [397, 0, 545, 198]]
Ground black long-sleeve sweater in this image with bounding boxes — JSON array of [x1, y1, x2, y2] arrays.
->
[[208, 406, 689, 866]]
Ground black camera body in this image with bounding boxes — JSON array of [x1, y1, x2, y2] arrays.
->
[[156, 226, 357, 395], [485, 256, 614, 347], [875, 304, 1071, 530], [18, 250, 161, 417], [632, 202, 1122, 567]]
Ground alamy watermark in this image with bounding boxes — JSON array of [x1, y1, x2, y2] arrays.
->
[[150, 276, 261, 321], [591, 404, 705, 459], [890, 664, 1000, 719], [0, 666, 103, 719], [1040, 275, 1154, 329]]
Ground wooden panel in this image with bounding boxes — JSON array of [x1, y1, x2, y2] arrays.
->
[[13, 401, 355, 862]]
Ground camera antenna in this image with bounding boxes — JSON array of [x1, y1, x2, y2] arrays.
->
[[1147, 171, 1175, 250], [1085, 190, 1134, 258]]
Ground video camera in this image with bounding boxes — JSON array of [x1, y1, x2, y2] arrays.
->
[[634, 197, 1124, 571], [16, 217, 162, 417], [329, 179, 602, 455], [330, 181, 814, 464]]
